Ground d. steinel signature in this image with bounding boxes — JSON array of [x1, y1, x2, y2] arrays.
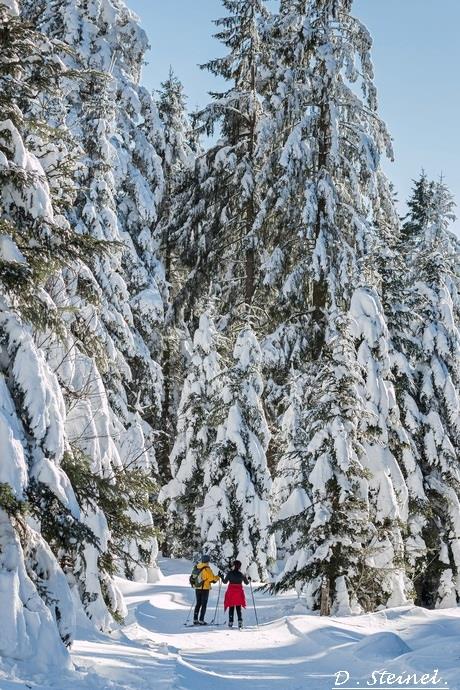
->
[[332, 669, 448, 689]]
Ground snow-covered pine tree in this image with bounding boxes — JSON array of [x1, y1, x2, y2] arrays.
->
[[372, 176, 430, 598], [0, 0, 96, 662], [265, 0, 412, 609], [22, 0, 163, 604], [159, 311, 221, 556], [24, 0, 164, 564], [273, 314, 378, 613], [400, 175, 460, 608], [272, 294, 413, 612], [198, 327, 275, 580], [349, 286, 412, 608], [63, 65, 159, 613], [401, 171, 435, 241], [155, 69, 195, 493], [259, 0, 391, 346], [169, 0, 270, 322], [157, 69, 195, 197]]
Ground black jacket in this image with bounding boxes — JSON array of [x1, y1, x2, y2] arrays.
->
[[222, 570, 249, 585]]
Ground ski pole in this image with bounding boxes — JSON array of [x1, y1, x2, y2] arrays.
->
[[184, 600, 194, 626], [249, 580, 259, 627], [210, 580, 222, 624]]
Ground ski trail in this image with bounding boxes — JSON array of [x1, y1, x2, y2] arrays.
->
[[118, 563, 312, 690], [115, 559, 460, 690], [118, 563, 344, 690], [9, 557, 459, 690], [72, 632, 177, 690], [6, 558, 460, 689]]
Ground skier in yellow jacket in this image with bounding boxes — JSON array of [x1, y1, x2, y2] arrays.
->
[[192, 555, 220, 625]]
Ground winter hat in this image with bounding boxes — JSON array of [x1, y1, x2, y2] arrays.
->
[[201, 554, 210, 563]]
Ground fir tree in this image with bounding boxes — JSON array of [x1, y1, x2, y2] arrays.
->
[[169, 0, 270, 321], [349, 286, 412, 608], [401, 171, 435, 241], [199, 327, 276, 579], [159, 312, 221, 556], [0, 0, 97, 660], [155, 69, 195, 495], [400, 175, 460, 608], [374, 178, 430, 596], [273, 314, 404, 612], [21, 0, 165, 621], [265, 0, 411, 609]]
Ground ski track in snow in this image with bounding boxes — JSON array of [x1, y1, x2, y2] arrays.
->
[[3, 558, 460, 690]]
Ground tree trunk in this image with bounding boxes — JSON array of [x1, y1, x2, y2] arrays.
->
[[245, 246, 256, 304], [320, 575, 331, 616], [159, 232, 173, 483], [311, 84, 332, 355], [159, 207, 173, 557], [244, 57, 258, 306], [311, 272, 327, 357]]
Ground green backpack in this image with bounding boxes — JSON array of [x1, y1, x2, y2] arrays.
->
[[189, 564, 205, 588]]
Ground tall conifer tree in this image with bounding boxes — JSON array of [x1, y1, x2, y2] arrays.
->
[[199, 327, 276, 579], [21, 0, 164, 623], [399, 175, 460, 608], [0, 0, 105, 659], [169, 0, 270, 321], [266, 0, 410, 610], [159, 312, 221, 555], [156, 70, 195, 490]]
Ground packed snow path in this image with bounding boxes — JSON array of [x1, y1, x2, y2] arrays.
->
[[3, 558, 460, 690]]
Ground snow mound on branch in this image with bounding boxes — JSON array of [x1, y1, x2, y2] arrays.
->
[[276, 487, 311, 521], [131, 286, 163, 324], [0, 235, 26, 264], [5, 315, 66, 458], [0, 377, 28, 497], [0, 119, 54, 221]]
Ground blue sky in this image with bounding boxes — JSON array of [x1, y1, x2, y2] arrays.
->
[[129, 0, 460, 229]]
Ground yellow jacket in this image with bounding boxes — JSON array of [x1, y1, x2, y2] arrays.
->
[[195, 562, 220, 590]]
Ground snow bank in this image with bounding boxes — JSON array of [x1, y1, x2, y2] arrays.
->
[[0, 511, 70, 671]]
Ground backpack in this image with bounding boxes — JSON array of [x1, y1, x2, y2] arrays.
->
[[189, 564, 206, 588]]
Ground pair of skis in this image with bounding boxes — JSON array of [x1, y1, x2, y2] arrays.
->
[[185, 620, 255, 630], [184, 622, 225, 628]]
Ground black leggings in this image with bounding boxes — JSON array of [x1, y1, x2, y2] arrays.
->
[[194, 589, 209, 621], [228, 605, 242, 622]]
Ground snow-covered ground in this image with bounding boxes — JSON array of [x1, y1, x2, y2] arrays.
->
[[3, 558, 460, 690]]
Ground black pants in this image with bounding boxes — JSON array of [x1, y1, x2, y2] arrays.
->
[[194, 589, 209, 622], [228, 605, 242, 623]]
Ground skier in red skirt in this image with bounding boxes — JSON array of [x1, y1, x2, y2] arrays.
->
[[221, 560, 250, 628]]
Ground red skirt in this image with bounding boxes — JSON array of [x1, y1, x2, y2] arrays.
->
[[224, 584, 247, 610]]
